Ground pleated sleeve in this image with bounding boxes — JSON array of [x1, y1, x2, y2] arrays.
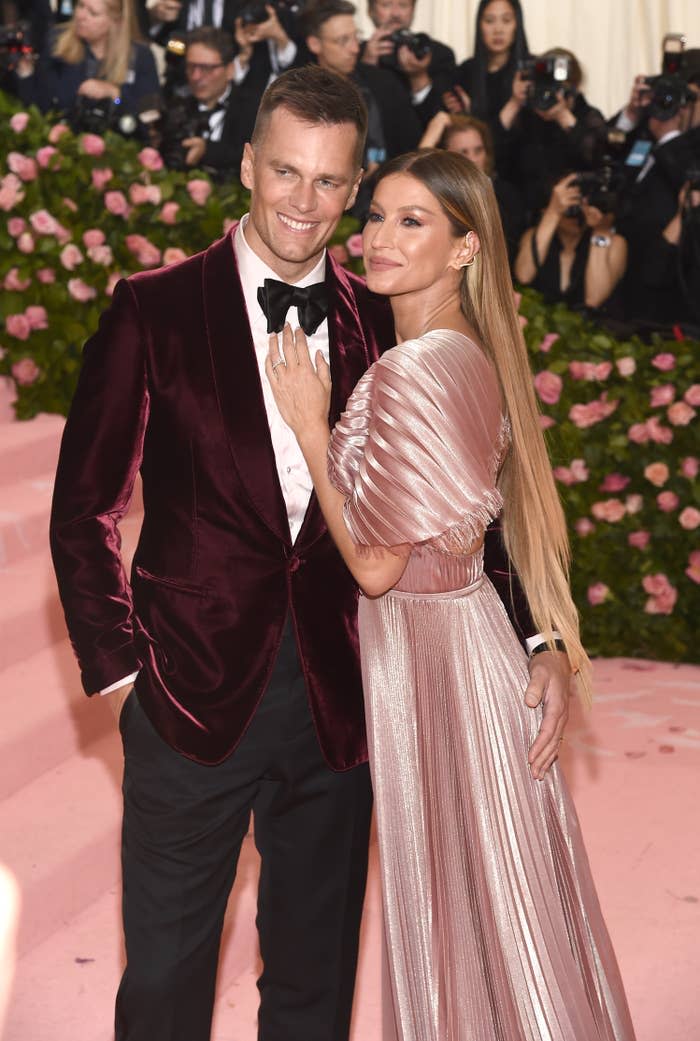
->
[[328, 331, 509, 554]]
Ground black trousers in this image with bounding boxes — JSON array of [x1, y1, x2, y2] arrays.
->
[[115, 622, 373, 1041]]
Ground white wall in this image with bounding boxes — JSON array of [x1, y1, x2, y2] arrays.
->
[[356, 1, 700, 117]]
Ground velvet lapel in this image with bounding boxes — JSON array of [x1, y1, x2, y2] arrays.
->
[[203, 228, 291, 545], [296, 255, 372, 550]]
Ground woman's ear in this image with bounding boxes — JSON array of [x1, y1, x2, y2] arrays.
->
[[449, 230, 481, 271]]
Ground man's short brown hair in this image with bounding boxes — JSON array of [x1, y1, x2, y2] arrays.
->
[[251, 65, 368, 169]]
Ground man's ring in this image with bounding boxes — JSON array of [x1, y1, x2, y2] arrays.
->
[[271, 359, 286, 372]]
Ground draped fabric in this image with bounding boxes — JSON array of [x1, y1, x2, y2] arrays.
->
[[328, 331, 637, 1040]]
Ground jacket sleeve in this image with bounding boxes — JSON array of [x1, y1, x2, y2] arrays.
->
[[482, 518, 536, 648], [49, 278, 149, 694]]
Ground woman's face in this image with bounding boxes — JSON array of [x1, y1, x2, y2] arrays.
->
[[479, 0, 517, 59], [445, 128, 488, 172], [363, 172, 464, 298], [74, 0, 117, 46]]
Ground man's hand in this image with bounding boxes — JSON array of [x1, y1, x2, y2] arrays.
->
[[524, 651, 572, 780], [107, 682, 133, 724], [362, 27, 395, 65], [442, 85, 471, 114], [183, 136, 206, 166], [624, 73, 651, 125], [148, 0, 181, 23]]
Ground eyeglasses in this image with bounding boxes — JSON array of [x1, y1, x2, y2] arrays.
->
[[185, 61, 226, 75], [322, 31, 361, 48]]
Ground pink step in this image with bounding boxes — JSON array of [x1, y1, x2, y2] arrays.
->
[[0, 412, 65, 486], [0, 473, 54, 566]]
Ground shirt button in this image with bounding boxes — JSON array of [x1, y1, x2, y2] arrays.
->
[[286, 466, 292, 473], [288, 556, 301, 573]]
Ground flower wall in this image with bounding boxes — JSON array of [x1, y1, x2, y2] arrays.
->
[[1, 96, 698, 663]]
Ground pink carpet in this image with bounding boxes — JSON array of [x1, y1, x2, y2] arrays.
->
[[1, 376, 698, 1041]]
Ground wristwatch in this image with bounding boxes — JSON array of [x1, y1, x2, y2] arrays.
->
[[591, 233, 612, 247]]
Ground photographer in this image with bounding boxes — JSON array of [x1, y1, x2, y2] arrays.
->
[[232, 1, 298, 93], [158, 26, 253, 175], [359, 0, 455, 127], [12, 0, 159, 120], [515, 171, 627, 310]]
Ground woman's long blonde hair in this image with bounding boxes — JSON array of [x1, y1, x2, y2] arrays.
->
[[374, 150, 592, 704], [54, 0, 140, 87]]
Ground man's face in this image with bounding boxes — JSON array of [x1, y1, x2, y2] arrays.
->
[[307, 15, 360, 77], [185, 43, 232, 107], [240, 107, 362, 281], [369, 0, 414, 30]]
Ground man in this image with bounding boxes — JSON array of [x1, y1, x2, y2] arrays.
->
[[360, 0, 456, 127], [50, 64, 572, 1041]]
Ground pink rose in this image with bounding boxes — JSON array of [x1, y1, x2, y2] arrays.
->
[[91, 167, 114, 191], [48, 122, 70, 143], [600, 473, 630, 492], [328, 243, 349, 265], [10, 112, 29, 133], [681, 456, 699, 479], [650, 383, 675, 407], [628, 531, 650, 549], [679, 507, 700, 530], [651, 352, 675, 371], [616, 356, 636, 376], [518, 314, 528, 328], [36, 145, 59, 169], [0, 172, 25, 211], [105, 271, 122, 296], [627, 423, 649, 444], [163, 247, 187, 266], [657, 491, 679, 512], [62, 196, 78, 213], [642, 574, 677, 615], [539, 415, 556, 429], [104, 190, 129, 216], [686, 550, 700, 584], [533, 370, 562, 405], [17, 232, 34, 254], [539, 332, 560, 353], [7, 151, 37, 181], [129, 183, 162, 206], [25, 306, 48, 330], [591, 498, 626, 523], [83, 228, 105, 248], [159, 201, 180, 225], [5, 313, 31, 340], [68, 277, 97, 302], [125, 233, 161, 268], [667, 401, 696, 426], [553, 466, 575, 486], [60, 243, 84, 270], [646, 416, 673, 444], [625, 494, 643, 514], [37, 267, 56, 284], [512, 290, 522, 310], [644, 462, 669, 487], [7, 216, 26, 236], [575, 518, 595, 536], [643, 573, 673, 598], [80, 133, 106, 156], [54, 221, 72, 245], [187, 178, 212, 206], [11, 357, 40, 385], [569, 393, 619, 429], [30, 209, 59, 236], [87, 244, 113, 266], [569, 458, 589, 482], [587, 582, 610, 606], [138, 147, 164, 171], [3, 268, 31, 291], [684, 384, 700, 406], [568, 360, 612, 381], [346, 233, 363, 258]]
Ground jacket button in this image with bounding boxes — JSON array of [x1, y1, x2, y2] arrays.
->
[[288, 556, 301, 573]]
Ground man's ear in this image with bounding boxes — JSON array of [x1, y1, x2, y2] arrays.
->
[[306, 34, 321, 58], [240, 142, 254, 190], [448, 230, 481, 271], [345, 168, 364, 211]]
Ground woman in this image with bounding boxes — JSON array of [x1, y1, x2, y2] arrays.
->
[[515, 171, 627, 309], [14, 0, 159, 117], [447, 0, 530, 136], [266, 149, 637, 1039], [420, 111, 525, 263]]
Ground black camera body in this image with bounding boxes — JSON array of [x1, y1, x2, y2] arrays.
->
[[388, 28, 431, 60], [158, 96, 211, 171], [238, 0, 305, 25], [0, 21, 33, 73], [642, 74, 692, 121], [70, 95, 139, 137], [565, 159, 623, 219], [518, 54, 574, 112]]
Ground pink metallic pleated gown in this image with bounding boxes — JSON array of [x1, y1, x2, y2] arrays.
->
[[328, 331, 636, 1041]]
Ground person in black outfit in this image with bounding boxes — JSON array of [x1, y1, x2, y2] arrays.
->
[[13, 0, 159, 119], [359, 0, 455, 127], [514, 171, 627, 310]]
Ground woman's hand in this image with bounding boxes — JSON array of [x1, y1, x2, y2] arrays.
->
[[78, 78, 119, 101], [443, 85, 471, 114], [546, 172, 581, 219], [265, 324, 331, 440]]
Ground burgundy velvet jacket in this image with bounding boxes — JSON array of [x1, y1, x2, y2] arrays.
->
[[50, 226, 534, 768]]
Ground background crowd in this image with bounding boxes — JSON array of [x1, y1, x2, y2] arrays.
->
[[1, 0, 700, 335]]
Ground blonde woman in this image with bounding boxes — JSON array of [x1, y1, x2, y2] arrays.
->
[[267, 149, 637, 1039], [15, 0, 159, 116]]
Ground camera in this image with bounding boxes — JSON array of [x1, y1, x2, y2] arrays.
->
[[157, 96, 211, 170], [642, 32, 693, 121], [238, 0, 305, 26], [0, 21, 33, 73], [518, 54, 573, 112], [70, 95, 140, 137], [388, 28, 431, 60]]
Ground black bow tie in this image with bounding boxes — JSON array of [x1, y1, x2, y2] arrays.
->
[[257, 278, 329, 337]]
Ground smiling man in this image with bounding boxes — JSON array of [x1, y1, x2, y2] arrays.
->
[[51, 64, 574, 1041]]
